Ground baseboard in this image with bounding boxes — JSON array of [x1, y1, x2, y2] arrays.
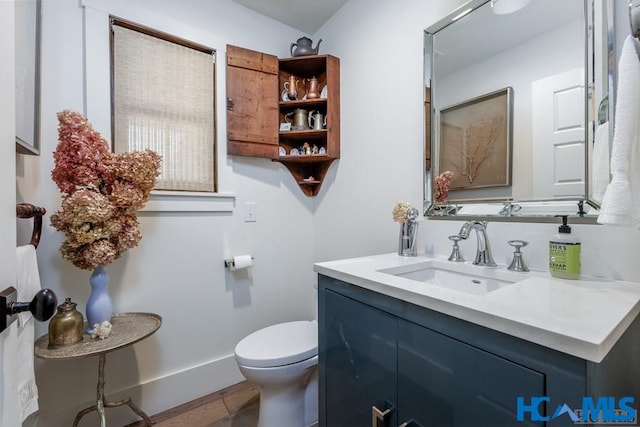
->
[[25, 353, 245, 427]]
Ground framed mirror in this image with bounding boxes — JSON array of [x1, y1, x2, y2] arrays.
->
[[424, 0, 615, 219], [15, 0, 42, 156]]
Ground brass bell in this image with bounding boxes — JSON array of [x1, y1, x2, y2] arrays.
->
[[48, 298, 84, 348]]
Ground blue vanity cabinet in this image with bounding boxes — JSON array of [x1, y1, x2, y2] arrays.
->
[[321, 288, 543, 427], [323, 287, 398, 427], [318, 274, 640, 427]]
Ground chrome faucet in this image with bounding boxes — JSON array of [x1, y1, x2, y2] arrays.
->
[[457, 221, 497, 267], [499, 202, 521, 217]]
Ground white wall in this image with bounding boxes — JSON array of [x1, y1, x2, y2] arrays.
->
[[312, 0, 467, 262], [16, 0, 322, 425]]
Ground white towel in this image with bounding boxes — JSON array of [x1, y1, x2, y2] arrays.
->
[[591, 121, 610, 204], [598, 36, 640, 227], [16, 245, 41, 326], [2, 325, 19, 427], [15, 245, 41, 421]]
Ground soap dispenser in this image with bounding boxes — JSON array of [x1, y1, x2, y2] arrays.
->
[[549, 215, 581, 279]]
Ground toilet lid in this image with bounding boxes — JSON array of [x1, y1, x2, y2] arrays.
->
[[235, 321, 318, 368]]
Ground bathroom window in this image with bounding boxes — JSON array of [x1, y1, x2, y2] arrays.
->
[[111, 18, 217, 192]]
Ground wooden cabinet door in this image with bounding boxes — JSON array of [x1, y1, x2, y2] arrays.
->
[[322, 290, 398, 427], [226, 45, 279, 158]]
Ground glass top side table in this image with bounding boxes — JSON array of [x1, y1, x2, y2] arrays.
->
[[34, 312, 162, 427]]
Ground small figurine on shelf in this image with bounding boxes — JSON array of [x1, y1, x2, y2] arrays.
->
[[312, 144, 319, 155], [90, 320, 112, 340], [302, 142, 311, 155], [303, 176, 316, 182]]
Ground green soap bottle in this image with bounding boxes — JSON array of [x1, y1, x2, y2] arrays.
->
[[549, 215, 581, 279]]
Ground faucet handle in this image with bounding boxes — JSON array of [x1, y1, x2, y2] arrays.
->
[[447, 235, 465, 262], [507, 240, 529, 272]]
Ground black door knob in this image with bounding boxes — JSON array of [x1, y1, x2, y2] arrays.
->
[[10, 288, 58, 321]]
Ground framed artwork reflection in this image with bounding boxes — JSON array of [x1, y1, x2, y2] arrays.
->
[[15, 0, 42, 156], [438, 87, 512, 190]]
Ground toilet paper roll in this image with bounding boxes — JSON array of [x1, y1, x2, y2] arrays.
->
[[231, 255, 253, 271]]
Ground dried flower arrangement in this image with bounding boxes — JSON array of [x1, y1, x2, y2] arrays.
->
[[50, 110, 161, 270], [434, 171, 453, 203], [392, 201, 419, 223]]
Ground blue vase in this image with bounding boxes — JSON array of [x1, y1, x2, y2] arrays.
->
[[86, 265, 113, 334]]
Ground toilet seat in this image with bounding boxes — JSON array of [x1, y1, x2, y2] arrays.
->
[[235, 321, 317, 368]]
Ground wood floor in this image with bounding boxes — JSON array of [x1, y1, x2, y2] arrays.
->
[[125, 381, 260, 427]]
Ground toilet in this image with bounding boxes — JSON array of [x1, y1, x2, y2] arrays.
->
[[234, 320, 318, 427]]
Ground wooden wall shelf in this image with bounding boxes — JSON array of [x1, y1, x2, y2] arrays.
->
[[279, 130, 327, 140], [278, 155, 332, 162], [279, 99, 326, 108], [227, 45, 340, 197]]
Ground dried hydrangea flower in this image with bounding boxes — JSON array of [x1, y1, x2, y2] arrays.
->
[[392, 201, 416, 223], [51, 189, 115, 228], [52, 110, 113, 194], [112, 151, 162, 194], [50, 110, 161, 270], [112, 214, 143, 253], [434, 171, 453, 203]]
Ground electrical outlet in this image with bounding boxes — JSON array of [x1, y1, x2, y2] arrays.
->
[[243, 202, 257, 222]]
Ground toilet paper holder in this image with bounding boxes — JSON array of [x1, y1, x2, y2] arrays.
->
[[224, 256, 254, 269]]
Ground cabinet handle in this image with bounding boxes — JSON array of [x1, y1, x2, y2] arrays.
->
[[227, 97, 234, 111], [371, 402, 394, 427], [399, 420, 422, 427]]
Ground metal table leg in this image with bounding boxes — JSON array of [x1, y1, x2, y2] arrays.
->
[[72, 353, 154, 426]]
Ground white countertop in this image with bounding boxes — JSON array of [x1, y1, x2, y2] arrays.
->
[[313, 253, 640, 363]]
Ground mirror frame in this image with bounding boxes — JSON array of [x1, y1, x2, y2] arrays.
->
[[424, 0, 610, 222], [15, 0, 42, 156]]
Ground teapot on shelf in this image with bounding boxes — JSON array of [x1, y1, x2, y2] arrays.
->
[[308, 110, 327, 130], [290, 37, 322, 57]]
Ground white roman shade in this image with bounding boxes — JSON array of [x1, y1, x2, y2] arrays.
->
[[112, 21, 216, 192]]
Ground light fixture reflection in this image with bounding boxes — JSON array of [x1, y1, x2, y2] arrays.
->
[[490, 0, 532, 15], [452, 8, 472, 21]]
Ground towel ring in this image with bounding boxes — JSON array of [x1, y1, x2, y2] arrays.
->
[[16, 203, 46, 248]]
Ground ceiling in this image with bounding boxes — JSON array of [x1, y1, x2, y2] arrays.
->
[[230, 0, 348, 34]]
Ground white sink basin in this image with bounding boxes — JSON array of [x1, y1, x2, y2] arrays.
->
[[379, 260, 523, 295]]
